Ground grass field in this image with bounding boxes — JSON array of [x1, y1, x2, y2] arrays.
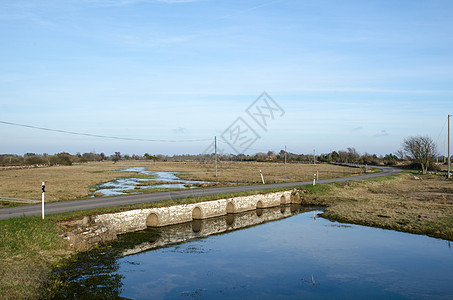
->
[[151, 161, 363, 183], [0, 162, 137, 204], [0, 161, 360, 204]]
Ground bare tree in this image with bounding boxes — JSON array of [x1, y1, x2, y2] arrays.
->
[[347, 147, 360, 163], [113, 152, 121, 163], [402, 136, 437, 174], [395, 149, 405, 161]]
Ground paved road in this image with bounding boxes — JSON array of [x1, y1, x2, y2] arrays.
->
[[0, 166, 401, 220]]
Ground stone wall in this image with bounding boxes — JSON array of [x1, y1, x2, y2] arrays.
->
[[64, 189, 301, 250]]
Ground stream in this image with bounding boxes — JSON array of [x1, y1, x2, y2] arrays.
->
[[51, 206, 453, 299]]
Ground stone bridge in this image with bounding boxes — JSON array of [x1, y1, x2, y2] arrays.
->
[[121, 204, 311, 257], [65, 190, 301, 250]]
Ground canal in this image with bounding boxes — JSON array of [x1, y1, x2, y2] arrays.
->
[[51, 206, 453, 299]]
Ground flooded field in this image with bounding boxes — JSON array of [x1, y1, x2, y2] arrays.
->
[[95, 167, 209, 196], [51, 207, 453, 299]]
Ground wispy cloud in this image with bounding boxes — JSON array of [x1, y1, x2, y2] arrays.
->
[[272, 87, 453, 96], [173, 127, 188, 134], [114, 33, 195, 48], [157, 0, 198, 3], [214, 0, 287, 20], [82, 0, 198, 7], [0, 11, 56, 27], [375, 130, 389, 137]]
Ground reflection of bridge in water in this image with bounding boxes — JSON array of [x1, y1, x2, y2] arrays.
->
[[122, 205, 319, 256]]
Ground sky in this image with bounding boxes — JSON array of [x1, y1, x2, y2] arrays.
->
[[1, 0, 452, 156]]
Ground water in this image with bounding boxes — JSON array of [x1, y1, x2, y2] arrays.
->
[[52, 207, 453, 299], [95, 167, 209, 196]]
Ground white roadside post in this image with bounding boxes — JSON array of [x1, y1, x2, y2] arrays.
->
[[260, 169, 265, 184], [313, 173, 316, 186], [41, 182, 45, 220]]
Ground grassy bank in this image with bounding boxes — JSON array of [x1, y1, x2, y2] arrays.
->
[[300, 170, 453, 241], [0, 217, 71, 299]]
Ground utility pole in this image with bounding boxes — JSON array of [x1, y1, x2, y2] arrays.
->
[[284, 145, 287, 164], [448, 115, 451, 179], [215, 136, 218, 177], [284, 145, 287, 182], [313, 149, 316, 165]]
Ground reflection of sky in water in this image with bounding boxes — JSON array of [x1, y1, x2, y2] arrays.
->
[[118, 211, 453, 300], [96, 167, 208, 196]]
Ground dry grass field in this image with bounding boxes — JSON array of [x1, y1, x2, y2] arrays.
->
[[0, 162, 139, 203], [0, 161, 359, 203], [300, 171, 453, 241], [151, 161, 361, 183]]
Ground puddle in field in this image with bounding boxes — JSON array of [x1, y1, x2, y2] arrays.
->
[[94, 167, 211, 196], [51, 206, 453, 299]]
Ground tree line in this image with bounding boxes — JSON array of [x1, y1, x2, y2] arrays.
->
[[0, 135, 444, 174]]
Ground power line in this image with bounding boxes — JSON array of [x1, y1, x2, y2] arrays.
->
[[436, 118, 448, 145], [215, 139, 289, 154], [0, 120, 211, 143]]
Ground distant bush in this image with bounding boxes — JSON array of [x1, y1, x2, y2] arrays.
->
[[402, 162, 440, 172], [0, 154, 24, 166], [49, 153, 73, 166], [25, 155, 47, 165]]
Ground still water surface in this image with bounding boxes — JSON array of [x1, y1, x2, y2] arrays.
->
[[53, 207, 453, 299]]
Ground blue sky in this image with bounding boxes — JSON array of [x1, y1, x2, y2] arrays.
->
[[1, 0, 452, 156]]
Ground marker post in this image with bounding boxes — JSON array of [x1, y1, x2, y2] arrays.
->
[[41, 182, 45, 220]]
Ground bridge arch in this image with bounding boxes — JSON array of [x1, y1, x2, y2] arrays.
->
[[290, 191, 301, 203], [280, 195, 287, 205], [226, 202, 235, 214], [256, 200, 263, 209], [192, 206, 202, 220], [146, 213, 159, 227], [192, 220, 202, 233], [280, 206, 287, 214], [256, 208, 263, 217], [256, 200, 264, 217], [226, 213, 235, 226]]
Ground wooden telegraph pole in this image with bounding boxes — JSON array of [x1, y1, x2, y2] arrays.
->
[[284, 145, 287, 164], [448, 115, 451, 179], [215, 136, 218, 177]]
